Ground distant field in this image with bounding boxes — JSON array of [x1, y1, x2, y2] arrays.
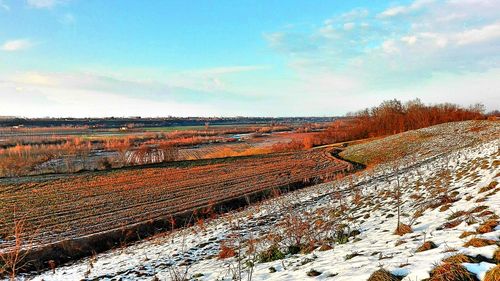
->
[[141, 123, 270, 132]]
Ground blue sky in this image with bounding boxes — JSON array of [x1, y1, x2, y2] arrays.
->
[[0, 0, 499, 117]]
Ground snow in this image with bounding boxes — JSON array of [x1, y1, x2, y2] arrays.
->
[[463, 262, 496, 280], [14, 129, 500, 281]]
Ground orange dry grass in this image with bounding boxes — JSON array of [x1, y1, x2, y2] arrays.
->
[[367, 269, 400, 281], [494, 248, 500, 263], [484, 265, 499, 281], [442, 254, 476, 264], [463, 238, 497, 247], [429, 262, 476, 281], [394, 223, 413, 236], [416, 241, 437, 252], [459, 231, 475, 238], [477, 220, 498, 234]]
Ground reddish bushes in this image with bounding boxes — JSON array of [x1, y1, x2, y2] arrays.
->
[[313, 99, 485, 146]]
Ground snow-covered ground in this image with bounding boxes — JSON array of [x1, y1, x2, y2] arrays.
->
[[21, 130, 500, 280]]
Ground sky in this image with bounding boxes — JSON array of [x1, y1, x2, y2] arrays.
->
[[0, 0, 499, 117]]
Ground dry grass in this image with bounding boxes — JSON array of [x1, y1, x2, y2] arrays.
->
[[479, 181, 498, 193], [476, 220, 498, 234], [367, 269, 401, 281], [463, 238, 497, 247], [494, 248, 500, 263], [469, 205, 489, 214], [448, 211, 468, 220], [395, 240, 407, 247], [439, 204, 451, 212], [484, 265, 499, 281], [318, 244, 333, 252], [429, 262, 477, 281], [442, 254, 476, 264], [394, 223, 413, 236], [416, 241, 438, 252], [442, 219, 463, 229], [459, 231, 475, 239]]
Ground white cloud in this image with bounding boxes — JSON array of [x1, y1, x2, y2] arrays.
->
[[27, 0, 64, 9], [455, 22, 500, 45], [378, 0, 434, 18], [343, 22, 355, 31], [1, 39, 33, 52], [261, 0, 500, 114], [378, 6, 406, 18], [382, 40, 399, 54], [401, 36, 417, 45]]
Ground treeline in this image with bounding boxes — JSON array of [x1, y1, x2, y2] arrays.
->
[[313, 99, 486, 145]]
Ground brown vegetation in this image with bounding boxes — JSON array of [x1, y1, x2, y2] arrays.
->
[[416, 241, 437, 252], [394, 223, 413, 236], [367, 269, 401, 281], [463, 238, 497, 247], [311, 99, 484, 147], [484, 265, 499, 281], [428, 262, 477, 281], [476, 220, 498, 234]]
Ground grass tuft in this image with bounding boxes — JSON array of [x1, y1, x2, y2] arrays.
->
[[416, 241, 438, 252], [429, 262, 477, 281], [484, 265, 499, 281], [479, 181, 498, 193], [442, 254, 477, 264], [459, 231, 476, 238], [463, 238, 497, 248], [367, 269, 401, 281], [394, 223, 413, 236], [476, 220, 498, 234]]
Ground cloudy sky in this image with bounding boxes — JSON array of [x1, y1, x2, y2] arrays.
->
[[0, 0, 499, 117]]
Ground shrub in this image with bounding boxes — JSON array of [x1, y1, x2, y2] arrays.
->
[[463, 238, 497, 247], [367, 269, 400, 281], [287, 245, 301, 255], [416, 241, 438, 252], [429, 262, 477, 281], [258, 245, 285, 263], [218, 244, 236, 259]]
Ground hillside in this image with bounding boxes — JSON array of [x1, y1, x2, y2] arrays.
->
[[18, 121, 500, 280]]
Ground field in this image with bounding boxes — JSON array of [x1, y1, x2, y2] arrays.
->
[[22, 120, 499, 281], [0, 121, 329, 177], [0, 147, 351, 269]]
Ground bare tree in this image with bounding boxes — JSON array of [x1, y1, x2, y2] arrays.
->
[[0, 217, 34, 280]]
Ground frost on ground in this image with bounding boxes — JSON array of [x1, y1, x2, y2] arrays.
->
[[24, 121, 500, 281]]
